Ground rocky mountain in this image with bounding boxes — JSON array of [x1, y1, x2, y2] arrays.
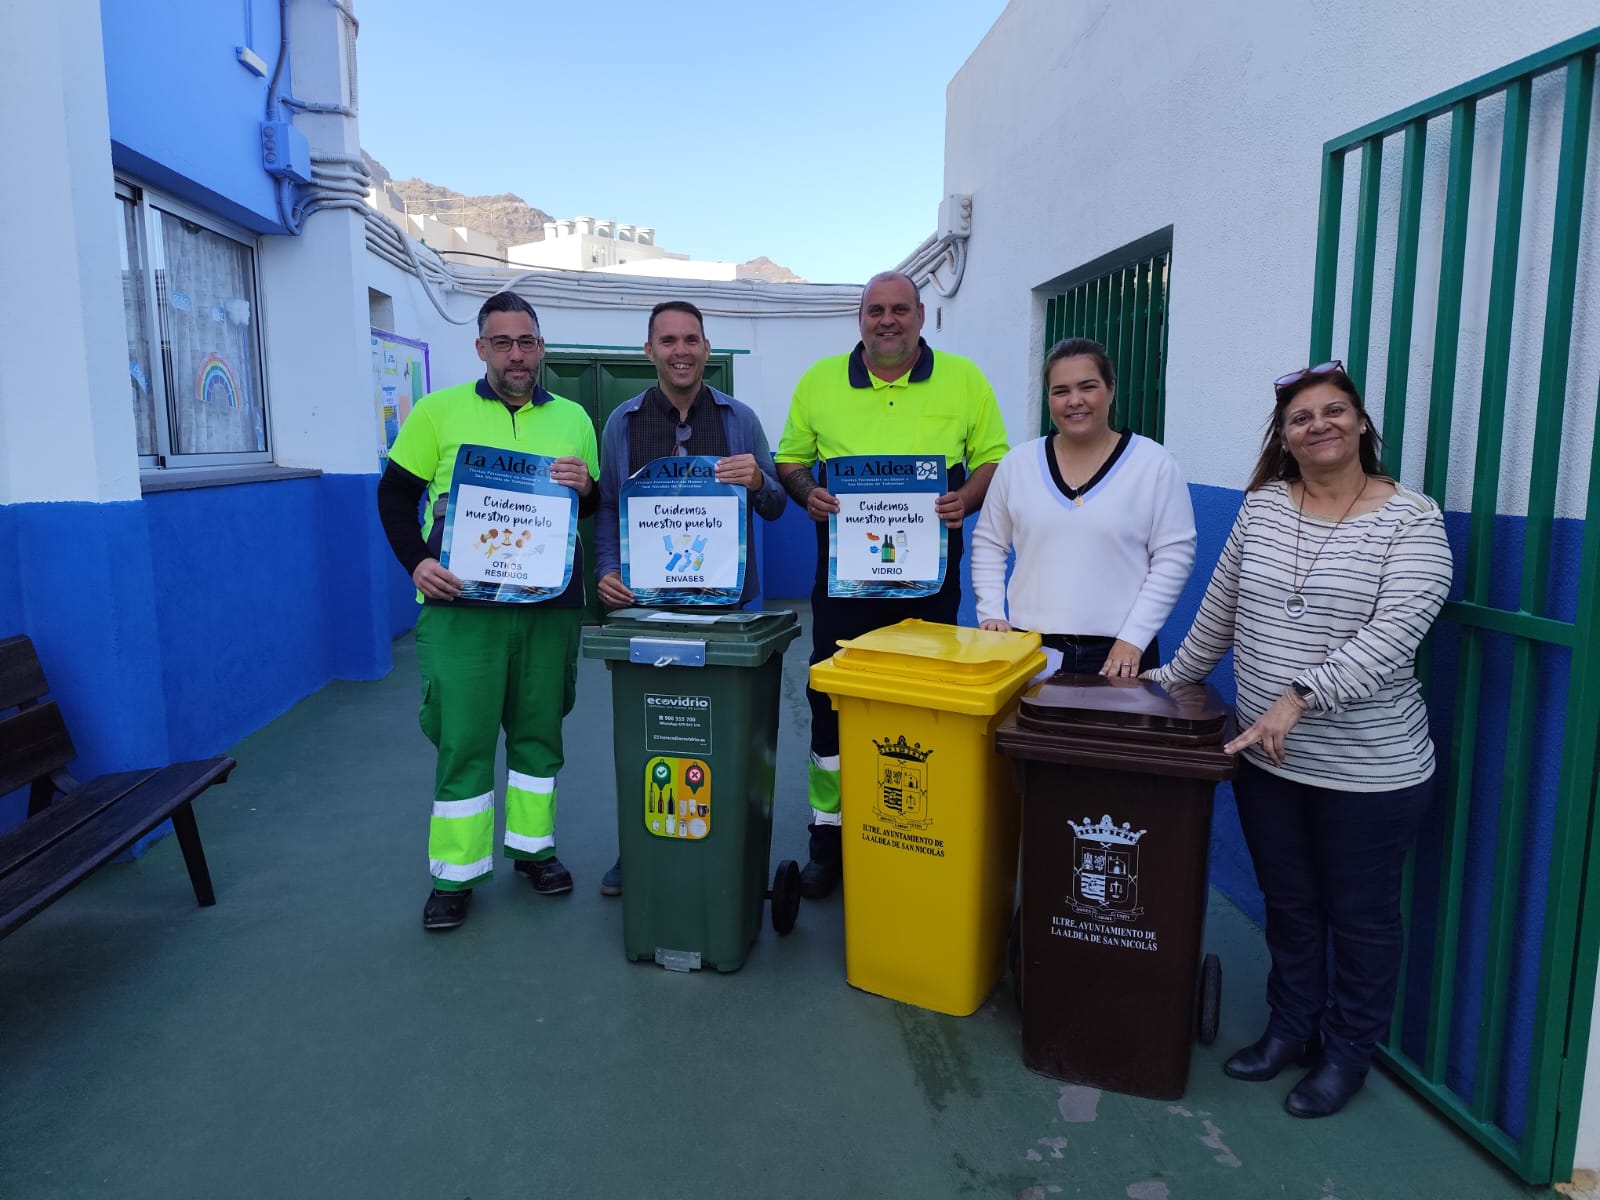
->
[[363, 152, 805, 282]]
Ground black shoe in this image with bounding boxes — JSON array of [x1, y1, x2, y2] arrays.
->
[[798, 822, 842, 900], [599, 857, 623, 897], [515, 856, 573, 895], [423, 887, 472, 930], [1223, 1031, 1320, 1081], [1285, 1061, 1367, 1118]]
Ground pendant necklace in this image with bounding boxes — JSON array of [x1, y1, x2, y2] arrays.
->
[[1058, 430, 1115, 507], [1285, 477, 1367, 619]]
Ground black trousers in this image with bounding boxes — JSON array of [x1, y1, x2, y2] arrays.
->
[[1233, 757, 1432, 1070]]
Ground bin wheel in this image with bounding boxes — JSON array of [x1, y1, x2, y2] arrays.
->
[[1196, 952, 1222, 1045], [1008, 905, 1022, 1007], [770, 859, 801, 935]]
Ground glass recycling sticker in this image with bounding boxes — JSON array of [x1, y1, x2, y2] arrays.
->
[[645, 756, 711, 839]]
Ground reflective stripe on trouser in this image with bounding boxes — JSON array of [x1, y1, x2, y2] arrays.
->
[[809, 754, 842, 818], [429, 791, 495, 886], [416, 603, 582, 888], [505, 770, 556, 859]]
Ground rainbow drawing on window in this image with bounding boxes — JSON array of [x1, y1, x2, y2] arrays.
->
[[196, 353, 239, 408]]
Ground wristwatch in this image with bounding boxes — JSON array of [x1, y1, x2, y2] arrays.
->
[[1290, 681, 1316, 710]]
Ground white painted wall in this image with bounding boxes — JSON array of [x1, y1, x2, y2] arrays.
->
[[257, 0, 384, 476], [0, 0, 140, 504], [935, 0, 1599, 517]]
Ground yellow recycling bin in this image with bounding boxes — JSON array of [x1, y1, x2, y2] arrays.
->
[[809, 619, 1046, 1016]]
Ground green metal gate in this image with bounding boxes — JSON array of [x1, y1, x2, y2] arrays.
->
[[1039, 229, 1172, 441], [1307, 27, 1600, 1183]]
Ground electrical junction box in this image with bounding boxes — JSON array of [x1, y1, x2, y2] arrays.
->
[[938, 194, 973, 240], [260, 121, 312, 185]]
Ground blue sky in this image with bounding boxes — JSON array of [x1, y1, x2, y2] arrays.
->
[[354, 0, 1009, 284]]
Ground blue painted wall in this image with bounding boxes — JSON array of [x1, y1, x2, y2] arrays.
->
[[0, 474, 393, 837], [101, 0, 287, 232]]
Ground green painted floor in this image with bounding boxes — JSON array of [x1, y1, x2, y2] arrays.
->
[[0, 608, 1556, 1199]]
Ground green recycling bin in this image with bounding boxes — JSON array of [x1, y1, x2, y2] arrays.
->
[[580, 609, 802, 972]]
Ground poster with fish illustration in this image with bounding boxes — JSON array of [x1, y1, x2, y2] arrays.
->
[[619, 455, 746, 606], [825, 454, 947, 598], [439, 444, 576, 602]]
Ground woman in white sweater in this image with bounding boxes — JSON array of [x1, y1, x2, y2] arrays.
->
[[1146, 360, 1452, 1119], [971, 337, 1196, 676]]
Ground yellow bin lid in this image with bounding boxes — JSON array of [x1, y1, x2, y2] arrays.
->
[[811, 619, 1046, 715]]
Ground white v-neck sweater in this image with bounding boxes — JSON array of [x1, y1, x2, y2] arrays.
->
[[970, 433, 1196, 648]]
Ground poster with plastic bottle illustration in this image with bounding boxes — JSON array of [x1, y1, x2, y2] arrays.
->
[[826, 454, 947, 598], [619, 456, 747, 606], [438, 444, 577, 602]]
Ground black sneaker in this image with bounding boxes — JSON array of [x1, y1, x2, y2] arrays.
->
[[599, 857, 623, 897], [515, 856, 574, 895], [423, 887, 472, 930]]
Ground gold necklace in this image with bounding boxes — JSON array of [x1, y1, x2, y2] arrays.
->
[[1285, 478, 1367, 620]]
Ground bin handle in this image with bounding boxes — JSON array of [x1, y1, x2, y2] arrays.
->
[[654, 655, 673, 668]]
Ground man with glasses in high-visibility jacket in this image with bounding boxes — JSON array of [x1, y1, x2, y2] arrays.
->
[[592, 299, 787, 896], [377, 291, 600, 931]]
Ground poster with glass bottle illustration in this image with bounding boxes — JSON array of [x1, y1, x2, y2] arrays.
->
[[619, 455, 747, 606], [438, 443, 577, 602], [826, 453, 947, 598]]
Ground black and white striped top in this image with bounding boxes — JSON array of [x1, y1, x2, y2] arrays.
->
[[1148, 480, 1453, 791]]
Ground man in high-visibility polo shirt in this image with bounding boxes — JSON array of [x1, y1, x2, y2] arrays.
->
[[377, 291, 600, 931], [775, 271, 1008, 899]]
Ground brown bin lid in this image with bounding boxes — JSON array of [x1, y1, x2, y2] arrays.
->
[[1017, 673, 1230, 744]]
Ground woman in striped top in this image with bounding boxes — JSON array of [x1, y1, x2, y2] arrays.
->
[[1146, 361, 1452, 1118]]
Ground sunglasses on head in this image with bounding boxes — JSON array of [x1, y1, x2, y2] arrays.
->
[[1274, 360, 1345, 391]]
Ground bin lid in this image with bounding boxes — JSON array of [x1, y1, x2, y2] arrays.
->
[[810, 619, 1046, 716], [1017, 673, 1229, 743], [831, 619, 1041, 686], [580, 608, 799, 668]]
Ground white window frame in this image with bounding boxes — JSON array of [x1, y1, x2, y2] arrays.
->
[[117, 178, 274, 470]]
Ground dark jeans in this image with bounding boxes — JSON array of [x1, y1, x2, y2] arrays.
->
[[1039, 633, 1159, 676], [1233, 758, 1432, 1070]]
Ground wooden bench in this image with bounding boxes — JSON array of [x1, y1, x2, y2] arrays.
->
[[0, 634, 236, 939]]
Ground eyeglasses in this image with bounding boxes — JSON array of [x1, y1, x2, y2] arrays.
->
[[484, 335, 543, 354], [1274, 359, 1345, 390], [672, 423, 693, 458]]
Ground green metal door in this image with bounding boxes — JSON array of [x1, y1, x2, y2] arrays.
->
[[1039, 229, 1172, 441], [1305, 28, 1600, 1184], [541, 351, 735, 619]]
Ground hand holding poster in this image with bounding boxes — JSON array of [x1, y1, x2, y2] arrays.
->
[[621, 455, 747, 607], [826, 454, 947, 598], [440, 444, 577, 603]]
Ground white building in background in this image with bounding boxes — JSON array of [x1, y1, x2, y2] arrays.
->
[[507, 216, 738, 282], [364, 180, 505, 261]]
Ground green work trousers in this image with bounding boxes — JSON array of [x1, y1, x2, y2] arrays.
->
[[415, 602, 581, 890]]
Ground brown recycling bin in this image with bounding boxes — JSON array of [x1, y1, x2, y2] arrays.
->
[[995, 674, 1235, 1100]]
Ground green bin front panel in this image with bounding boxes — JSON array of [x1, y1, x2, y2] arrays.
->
[[582, 610, 799, 972]]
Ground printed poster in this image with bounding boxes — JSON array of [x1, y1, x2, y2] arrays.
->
[[620, 456, 747, 607], [439, 444, 576, 603], [826, 454, 947, 598], [371, 329, 430, 456]]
